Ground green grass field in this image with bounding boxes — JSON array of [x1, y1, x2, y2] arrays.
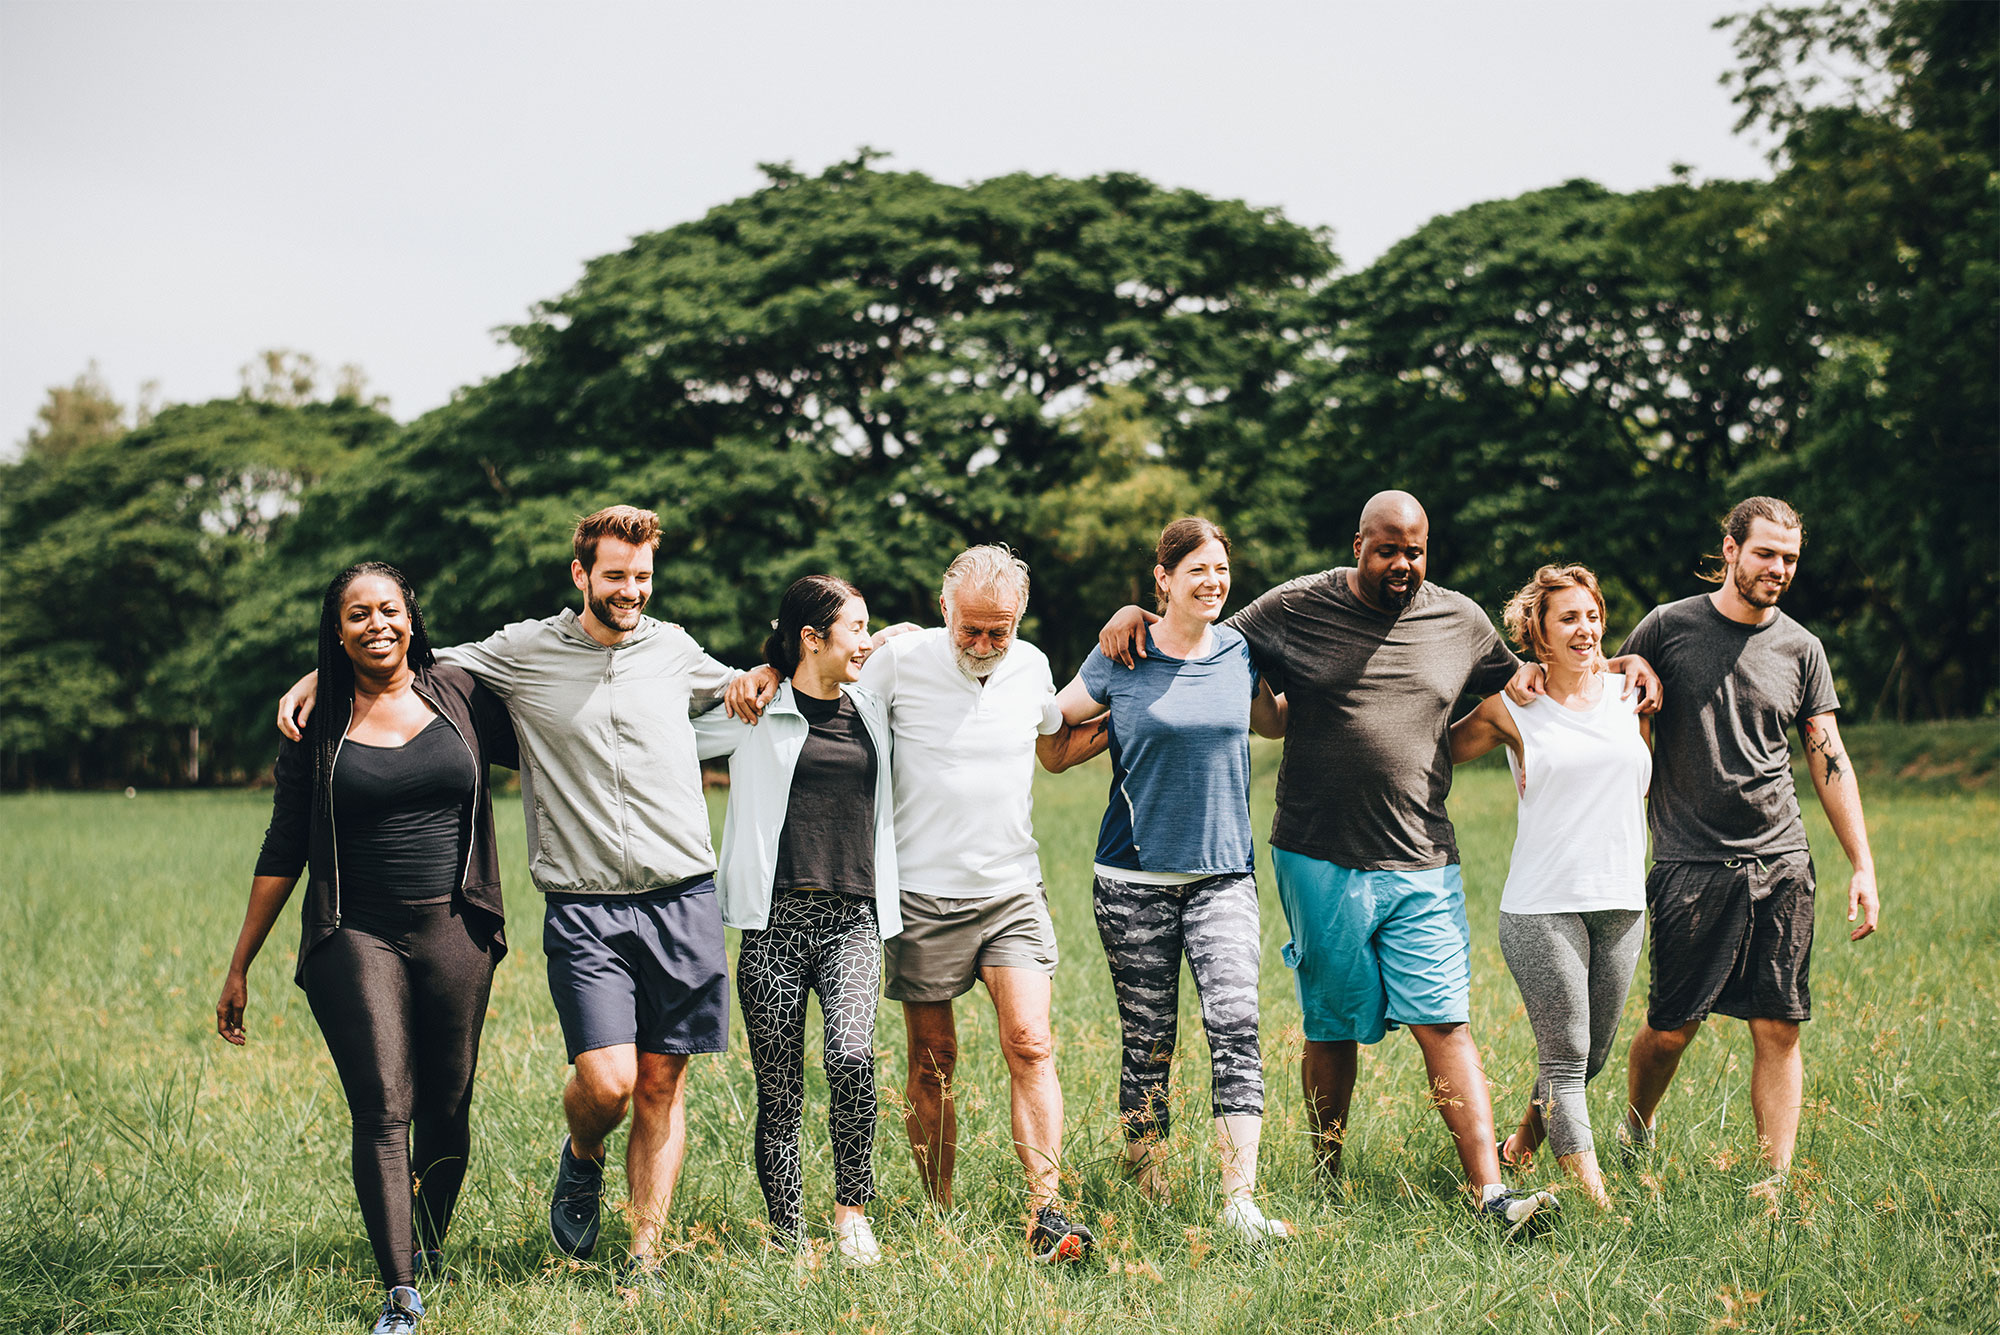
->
[[4, 725, 1997, 1333]]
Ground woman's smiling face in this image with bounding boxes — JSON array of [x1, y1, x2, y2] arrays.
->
[[338, 574, 412, 674]]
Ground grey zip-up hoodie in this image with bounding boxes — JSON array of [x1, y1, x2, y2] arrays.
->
[[439, 609, 738, 896]]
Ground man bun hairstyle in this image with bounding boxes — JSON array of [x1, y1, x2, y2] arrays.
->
[[573, 505, 662, 573], [764, 574, 863, 677], [1501, 564, 1605, 665], [1154, 516, 1231, 611], [940, 544, 1031, 618], [1701, 495, 1804, 583]]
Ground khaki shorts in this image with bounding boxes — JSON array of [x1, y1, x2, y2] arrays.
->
[[884, 884, 1059, 1003]]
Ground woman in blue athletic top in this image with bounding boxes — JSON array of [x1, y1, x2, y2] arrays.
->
[[1048, 517, 1291, 1241]]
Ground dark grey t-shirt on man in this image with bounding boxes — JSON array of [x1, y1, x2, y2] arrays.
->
[[1227, 568, 1519, 872], [1620, 595, 1839, 862]]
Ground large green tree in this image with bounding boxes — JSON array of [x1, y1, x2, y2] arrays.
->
[[0, 396, 394, 786], [1282, 176, 1804, 627], [273, 156, 1332, 672], [1716, 0, 1997, 716]]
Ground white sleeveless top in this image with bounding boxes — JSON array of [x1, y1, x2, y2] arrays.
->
[[1498, 673, 1651, 914]]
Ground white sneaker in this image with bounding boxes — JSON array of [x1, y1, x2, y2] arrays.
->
[[1218, 1194, 1296, 1242], [835, 1215, 883, 1267]]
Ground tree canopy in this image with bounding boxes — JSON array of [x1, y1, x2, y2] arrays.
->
[[1, 0, 1990, 787]]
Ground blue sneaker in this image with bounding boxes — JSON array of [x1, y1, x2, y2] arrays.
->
[[369, 1285, 423, 1334], [412, 1249, 447, 1284], [549, 1135, 605, 1259]]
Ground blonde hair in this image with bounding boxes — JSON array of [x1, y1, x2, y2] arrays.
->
[[940, 544, 1031, 617], [1502, 564, 1606, 665]]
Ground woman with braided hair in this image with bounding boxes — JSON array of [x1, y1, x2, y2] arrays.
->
[[216, 562, 518, 1333]]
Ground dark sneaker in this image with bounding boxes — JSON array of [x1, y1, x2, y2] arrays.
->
[[1615, 1114, 1656, 1169], [369, 1285, 424, 1334], [412, 1249, 447, 1285], [1027, 1204, 1096, 1263], [549, 1135, 605, 1259], [1480, 1186, 1560, 1239]]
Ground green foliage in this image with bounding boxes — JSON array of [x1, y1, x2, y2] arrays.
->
[[5, 1, 1995, 789], [0, 397, 396, 785], [1292, 177, 1802, 630], [16, 363, 130, 463], [1716, 0, 1999, 715], [289, 155, 1331, 664]]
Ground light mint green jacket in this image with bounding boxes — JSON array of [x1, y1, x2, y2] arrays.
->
[[692, 680, 902, 937]]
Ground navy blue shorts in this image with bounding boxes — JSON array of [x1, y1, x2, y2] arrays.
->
[[543, 880, 730, 1062]]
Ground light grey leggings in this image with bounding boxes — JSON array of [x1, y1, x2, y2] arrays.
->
[[1496, 909, 1644, 1159]]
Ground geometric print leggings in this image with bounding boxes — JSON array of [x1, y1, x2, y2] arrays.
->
[[1092, 870, 1265, 1142], [736, 888, 881, 1237]]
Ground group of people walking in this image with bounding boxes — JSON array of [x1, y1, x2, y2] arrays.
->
[[216, 492, 1880, 1332]]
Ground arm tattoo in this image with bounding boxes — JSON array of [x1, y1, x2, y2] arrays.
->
[[1804, 719, 1846, 783]]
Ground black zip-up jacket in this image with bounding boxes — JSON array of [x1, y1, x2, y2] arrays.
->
[[253, 663, 520, 985]]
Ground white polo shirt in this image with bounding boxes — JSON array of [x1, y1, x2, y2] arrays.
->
[[858, 627, 1062, 900]]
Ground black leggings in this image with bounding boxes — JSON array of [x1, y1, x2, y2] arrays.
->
[[737, 890, 880, 1237], [302, 896, 499, 1288]]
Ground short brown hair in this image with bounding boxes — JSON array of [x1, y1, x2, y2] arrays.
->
[[1502, 564, 1606, 665], [573, 505, 661, 572], [1153, 516, 1231, 611]]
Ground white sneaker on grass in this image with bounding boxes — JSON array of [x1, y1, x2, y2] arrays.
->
[[1218, 1194, 1296, 1242], [835, 1215, 883, 1267]]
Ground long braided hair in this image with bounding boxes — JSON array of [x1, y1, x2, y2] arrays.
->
[[308, 562, 436, 823]]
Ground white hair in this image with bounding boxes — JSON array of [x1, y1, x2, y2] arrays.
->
[[940, 544, 1030, 617]]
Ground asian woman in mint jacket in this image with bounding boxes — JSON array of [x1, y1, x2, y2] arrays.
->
[[693, 575, 899, 1266]]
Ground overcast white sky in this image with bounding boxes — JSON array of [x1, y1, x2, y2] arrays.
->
[[0, 0, 1774, 449]]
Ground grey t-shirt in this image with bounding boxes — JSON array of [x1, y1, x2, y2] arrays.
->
[[1227, 569, 1519, 871], [1620, 595, 1840, 861]]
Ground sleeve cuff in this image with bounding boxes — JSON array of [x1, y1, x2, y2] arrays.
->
[[1037, 696, 1064, 736]]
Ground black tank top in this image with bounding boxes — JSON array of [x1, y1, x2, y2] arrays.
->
[[333, 714, 476, 901], [771, 691, 877, 899]]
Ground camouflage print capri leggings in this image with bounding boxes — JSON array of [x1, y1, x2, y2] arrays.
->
[[1092, 870, 1265, 1141]]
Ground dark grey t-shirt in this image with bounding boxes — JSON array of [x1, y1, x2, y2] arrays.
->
[[1228, 569, 1519, 871], [1620, 595, 1840, 861]]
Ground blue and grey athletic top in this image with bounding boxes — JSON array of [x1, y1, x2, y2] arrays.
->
[[1079, 626, 1259, 878]]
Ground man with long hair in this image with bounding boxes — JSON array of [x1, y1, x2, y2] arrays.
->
[[1614, 496, 1880, 1198]]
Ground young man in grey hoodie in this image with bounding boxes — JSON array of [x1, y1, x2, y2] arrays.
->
[[279, 506, 739, 1273]]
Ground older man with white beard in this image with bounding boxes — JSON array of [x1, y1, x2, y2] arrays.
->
[[728, 544, 1099, 1263]]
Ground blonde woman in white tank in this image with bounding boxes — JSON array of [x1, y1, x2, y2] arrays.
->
[[1451, 566, 1651, 1208]]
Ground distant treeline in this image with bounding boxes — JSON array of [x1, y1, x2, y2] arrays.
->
[[3, 0, 1992, 788]]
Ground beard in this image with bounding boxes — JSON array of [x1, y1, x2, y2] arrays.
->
[[954, 644, 1008, 679], [588, 587, 649, 630], [1732, 563, 1789, 609], [1373, 574, 1420, 613]]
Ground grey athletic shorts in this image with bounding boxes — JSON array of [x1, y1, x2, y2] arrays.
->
[[883, 884, 1058, 1003]]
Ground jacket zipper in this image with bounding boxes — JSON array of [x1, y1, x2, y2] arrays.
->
[[412, 681, 481, 892], [330, 700, 352, 929]]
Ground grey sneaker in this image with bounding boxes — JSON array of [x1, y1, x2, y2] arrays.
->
[[549, 1135, 605, 1259], [1480, 1186, 1560, 1239], [369, 1285, 424, 1334]]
